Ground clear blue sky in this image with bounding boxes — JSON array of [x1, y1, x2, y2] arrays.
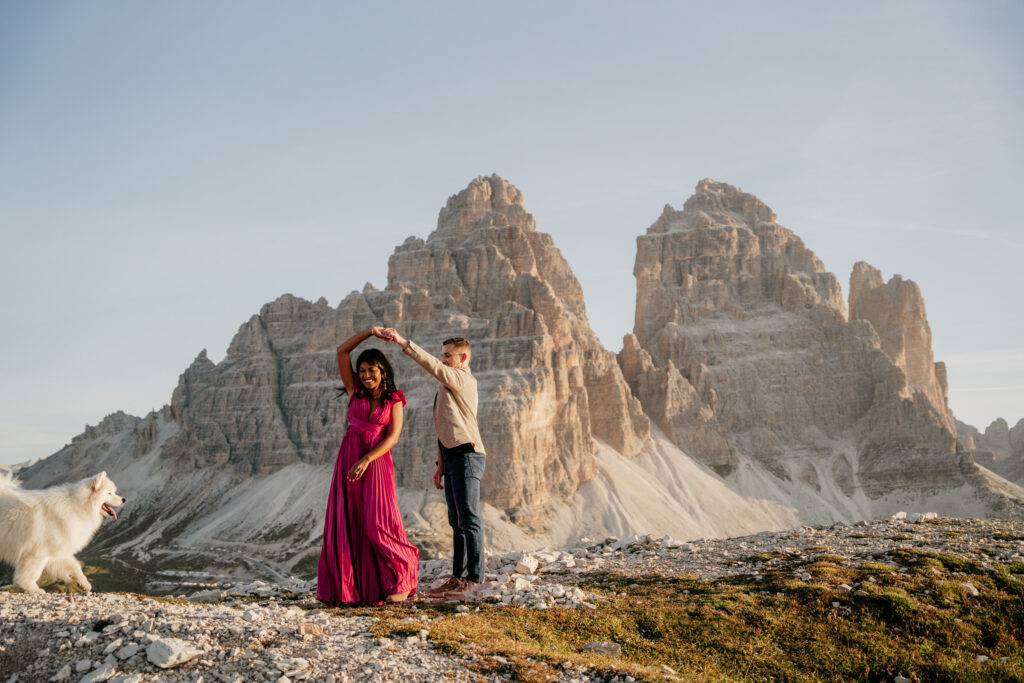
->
[[1, 1, 1022, 464]]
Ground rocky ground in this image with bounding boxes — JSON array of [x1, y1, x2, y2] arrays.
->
[[2, 514, 1022, 683]]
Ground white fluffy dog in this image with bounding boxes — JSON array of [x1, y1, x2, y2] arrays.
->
[[0, 470, 125, 594]]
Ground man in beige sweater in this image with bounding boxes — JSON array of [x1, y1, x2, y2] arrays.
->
[[382, 329, 486, 599]]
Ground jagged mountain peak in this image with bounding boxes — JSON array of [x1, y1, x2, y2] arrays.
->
[[634, 179, 844, 343], [433, 174, 536, 240], [850, 262, 920, 302], [851, 261, 885, 290], [388, 174, 589, 324], [650, 179, 777, 234]]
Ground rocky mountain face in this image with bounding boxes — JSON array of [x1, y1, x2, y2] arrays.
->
[[619, 179, 1020, 521], [849, 262, 952, 428], [957, 417, 1024, 485], [11, 175, 1024, 589]]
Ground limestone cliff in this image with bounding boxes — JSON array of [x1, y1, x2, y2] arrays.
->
[[620, 179, 1016, 520], [849, 262, 951, 428]]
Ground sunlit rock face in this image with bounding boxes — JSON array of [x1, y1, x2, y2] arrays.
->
[[849, 262, 952, 429], [165, 174, 650, 523], [164, 298, 354, 476], [620, 179, 981, 510]]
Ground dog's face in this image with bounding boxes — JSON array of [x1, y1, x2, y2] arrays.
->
[[90, 472, 125, 520]]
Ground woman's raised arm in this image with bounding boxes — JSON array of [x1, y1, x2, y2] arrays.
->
[[336, 326, 386, 396]]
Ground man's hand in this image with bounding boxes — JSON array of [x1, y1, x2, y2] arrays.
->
[[383, 328, 409, 349], [432, 462, 443, 490], [370, 326, 389, 339]]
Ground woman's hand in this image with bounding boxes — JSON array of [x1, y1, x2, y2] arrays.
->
[[370, 326, 392, 340], [347, 457, 371, 481]]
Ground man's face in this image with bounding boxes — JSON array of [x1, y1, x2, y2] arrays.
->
[[441, 344, 466, 369]]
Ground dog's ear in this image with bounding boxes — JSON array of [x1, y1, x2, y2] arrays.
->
[[91, 472, 108, 492]]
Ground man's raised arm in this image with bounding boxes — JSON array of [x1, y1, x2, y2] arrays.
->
[[382, 328, 470, 391]]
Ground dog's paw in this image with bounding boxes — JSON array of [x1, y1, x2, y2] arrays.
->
[[20, 584, 45, 595], [76, 578, 92, 593]]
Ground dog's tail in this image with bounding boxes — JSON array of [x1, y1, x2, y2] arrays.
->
[[0, 469, 23, 490]]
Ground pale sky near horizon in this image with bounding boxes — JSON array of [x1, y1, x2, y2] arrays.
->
[[1, 1, 1022, 465]]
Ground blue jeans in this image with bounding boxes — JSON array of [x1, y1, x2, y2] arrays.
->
[[442, 452, 486, 582]]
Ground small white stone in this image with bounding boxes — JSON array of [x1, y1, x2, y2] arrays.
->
[[78, 662, 118, 683], [75, 632, 101, 647], [511, 577, 531, 592], [963, 582, 980, 597], [146, 638, 202, 669], [975, 655, 989, 663], [909, 512, 938, 523], [49, 664, 72, 682], [116, 643, 141, 660], [515, 555, 540, 575]]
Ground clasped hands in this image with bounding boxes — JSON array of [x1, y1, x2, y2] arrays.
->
[[369, 326, 407, 347]]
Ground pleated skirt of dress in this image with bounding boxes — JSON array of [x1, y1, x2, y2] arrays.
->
[[316, 425, 419, 606]]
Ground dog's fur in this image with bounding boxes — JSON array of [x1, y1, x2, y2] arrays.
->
[[0, 470, 125, 593]]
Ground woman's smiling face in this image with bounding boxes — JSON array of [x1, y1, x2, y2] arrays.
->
[[358, 361, 383, 393]]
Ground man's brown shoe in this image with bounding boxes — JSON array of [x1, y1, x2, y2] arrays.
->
[[428, 576, 462, 597], [444, 580, 479, 601]]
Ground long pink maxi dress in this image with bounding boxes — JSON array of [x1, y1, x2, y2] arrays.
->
[[317, 390, 419, 605]]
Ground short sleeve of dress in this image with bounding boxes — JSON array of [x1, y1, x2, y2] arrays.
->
[[389, 389, 407, 407]]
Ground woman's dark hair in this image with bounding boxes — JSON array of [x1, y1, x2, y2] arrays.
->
[[339, 348, 398, 402]]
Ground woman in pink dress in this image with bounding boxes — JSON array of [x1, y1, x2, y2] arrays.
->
[[317, 326, 419, 605]]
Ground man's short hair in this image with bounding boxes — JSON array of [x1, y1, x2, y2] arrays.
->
[[443, 337, 471, 353]]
